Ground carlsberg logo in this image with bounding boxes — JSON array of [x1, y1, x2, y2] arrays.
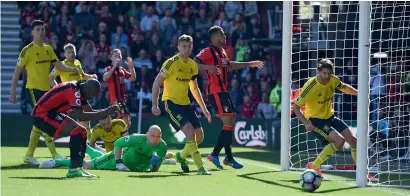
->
[[234, 121, 268, 147]]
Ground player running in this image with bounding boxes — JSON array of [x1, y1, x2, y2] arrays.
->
[[293, 59, 376, 180], [152, 34, 212, 175], [32, 79, 119, 178], [9, 20, 80, 165], [194, 26, 264, 169], [88, 116, 129, 153], [40, 125, 168, 173], [49, 43, 98, 140], [103, 49, 136, 130]]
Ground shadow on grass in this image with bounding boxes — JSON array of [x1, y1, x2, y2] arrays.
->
[[9, 176, 66, 180], [1, 164, 39, 170], [238, 171, 358, 193]]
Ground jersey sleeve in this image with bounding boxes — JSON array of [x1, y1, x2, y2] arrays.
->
[[191, 62, 199, 80], [76, 60, 85, 75], [159, 59, 174, 78], [156, 140, 168, 162], [114, 133, 144, 149], [67, 89, 83, 109], [294, 81, 313, 107], [91, 126, 102, 141], [121, 67, 131, 79], [50, 68, 59, 77], [112, 119, 128, 135], [195, 48, 212, 64], [17, 47, 29, 67], [332, 76, 344, 89], [47, 45, 58, 63]]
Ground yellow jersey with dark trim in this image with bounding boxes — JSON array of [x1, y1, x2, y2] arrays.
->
[[160, 54, 199, 105], [51, 59, 83, 82], [17, 42, 59, 91], [91, 119, 129, 152], [294, 75, 344, 119]]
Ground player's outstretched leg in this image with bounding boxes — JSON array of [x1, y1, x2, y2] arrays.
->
[[86, 145, 105, 159]]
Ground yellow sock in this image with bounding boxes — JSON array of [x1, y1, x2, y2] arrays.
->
[[186, 141, 203, 169], [42, 132, 58, 158], [25, 126, 41, 157], [312, 143, 338, 169], [351, 147, 357, 163], [180, 142, 191, 159]]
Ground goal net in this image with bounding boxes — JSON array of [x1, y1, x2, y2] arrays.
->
[[282, 1, 410, 187]]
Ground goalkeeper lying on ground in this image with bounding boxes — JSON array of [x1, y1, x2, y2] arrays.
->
[[40, 125, 168, 172]]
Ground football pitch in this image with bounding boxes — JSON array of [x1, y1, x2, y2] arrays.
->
[[1, 146, 409, 196]]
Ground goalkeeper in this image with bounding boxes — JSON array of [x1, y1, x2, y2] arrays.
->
[[293, 59, 375, 181], [40, 125, 168, 172]]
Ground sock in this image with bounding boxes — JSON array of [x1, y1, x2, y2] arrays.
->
[[180, 143, 191, 159], [42, 132, 58, 158], [223, 126, 234, 161], [56, 159, 71, 167], [186, 141, 203, 169], [25, 126, 41, 157], [69, 127, 87, 169], [351, 147, 357, 163], [86, 145, 104, 159], [312, 143, 339, 169]]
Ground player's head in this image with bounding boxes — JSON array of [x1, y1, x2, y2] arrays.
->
[[64, 43, 76, 61], [177, 34, 193, 57], [317, 59, 334, 83], [111, 49, 122, 65], [99, 116, 112, 132], [31, 20, 45, 41], [208, 26, 226, 46], [146, 125, 162, 146], [81, 79, 101, 100]]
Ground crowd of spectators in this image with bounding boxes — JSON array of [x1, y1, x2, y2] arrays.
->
[[18, 1, 280, 119]]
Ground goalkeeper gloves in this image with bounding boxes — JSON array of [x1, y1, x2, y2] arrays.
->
[[150, 155, 160, 166], [116, 159, 130, 172]]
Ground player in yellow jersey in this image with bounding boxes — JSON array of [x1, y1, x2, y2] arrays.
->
[[88, 116, 129, 153], [49, 43, 98, 141], [293, 59, 376, 180], [9, 20, 80, 165], [151, 34, 212, 175]]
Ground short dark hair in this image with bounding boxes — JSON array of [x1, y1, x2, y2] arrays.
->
[[317, 59, 335, 73], [31, 20, 44, 30], [208, 26, 223, 38]]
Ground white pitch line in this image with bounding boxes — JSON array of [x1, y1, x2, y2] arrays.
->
[[238, 159, 409, 196]]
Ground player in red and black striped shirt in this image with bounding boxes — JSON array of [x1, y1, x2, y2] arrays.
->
[[194, 26, 264, 169], [31, 79, 119, 178], [103, 49, 136, 130]]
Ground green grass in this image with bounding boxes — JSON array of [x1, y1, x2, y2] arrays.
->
[[2, 147, 409, 196]]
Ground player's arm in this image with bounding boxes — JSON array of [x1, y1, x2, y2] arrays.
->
[[124, 57, 136, 82], [71, 99, 118, 121], [194, 49, 221, 74], [114, 134, 143, 165], [102, 65, 118, 81], [150, 142, 167, 172], [339, 83, 357, 96], [189, 78, 211, 122], [49, 47, 77, 73], [293, 83, 315, 132], [10, 48, 27, 103], [49, 68, 59, 87], [152, 60, 171, 110], [229, 61, 264, 70]]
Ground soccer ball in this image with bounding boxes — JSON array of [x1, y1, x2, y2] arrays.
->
[[300, 169, 322, 192]]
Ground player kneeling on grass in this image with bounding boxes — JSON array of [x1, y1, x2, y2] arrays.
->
[[88, 116, 129, 153], [40, 125, 168, 172]]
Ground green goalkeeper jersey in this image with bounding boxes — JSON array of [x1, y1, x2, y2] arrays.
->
[[114, 133, 167, 171]]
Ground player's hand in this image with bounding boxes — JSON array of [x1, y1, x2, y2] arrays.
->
[[304, 123, 316, 132], [91, 74, 98, 80], [207, 66, 222, 75], [152, 106, 161, 116], [150, 155, 160, 166], [113, 59, 120, 68], [8, 92, 17, 104], [248, 61, 264, 68], [107, 104, 121, 114], [165, 152, 174, 159], [116, 163, 130, 172], [203, 109, 212, 123], [125, 57, 134, 68]]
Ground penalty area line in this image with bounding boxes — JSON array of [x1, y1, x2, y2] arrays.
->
[[238, 159, 408, 196]]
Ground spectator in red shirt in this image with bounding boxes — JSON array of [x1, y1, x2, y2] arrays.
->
[[245, 85, 260, 105], [22, 3, 37, 25], [240, 95, 256, 119], [96, 34, 111, 56]]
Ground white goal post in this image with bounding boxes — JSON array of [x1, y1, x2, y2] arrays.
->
[[281, 1, 410, 188]]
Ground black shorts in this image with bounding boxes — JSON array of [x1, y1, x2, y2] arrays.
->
[[207, 92, 236, 117], [26, 89, 47, 107], [32, 112, 72, 138], [114, 101, 130, 119], [308, 115, 349, 145], [164, 100, 201, 131]]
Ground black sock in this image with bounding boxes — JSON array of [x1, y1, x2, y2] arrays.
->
[[69, 133, 83, 169], [212, 130, 224, 156], [224, 130, 233, 161]]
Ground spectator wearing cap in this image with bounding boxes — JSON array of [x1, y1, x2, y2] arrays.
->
[[141, 6, 160, 32], [134, 49, 153, 69]]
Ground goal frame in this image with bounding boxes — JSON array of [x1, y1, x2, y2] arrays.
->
[[280, 1, 371, 188]]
